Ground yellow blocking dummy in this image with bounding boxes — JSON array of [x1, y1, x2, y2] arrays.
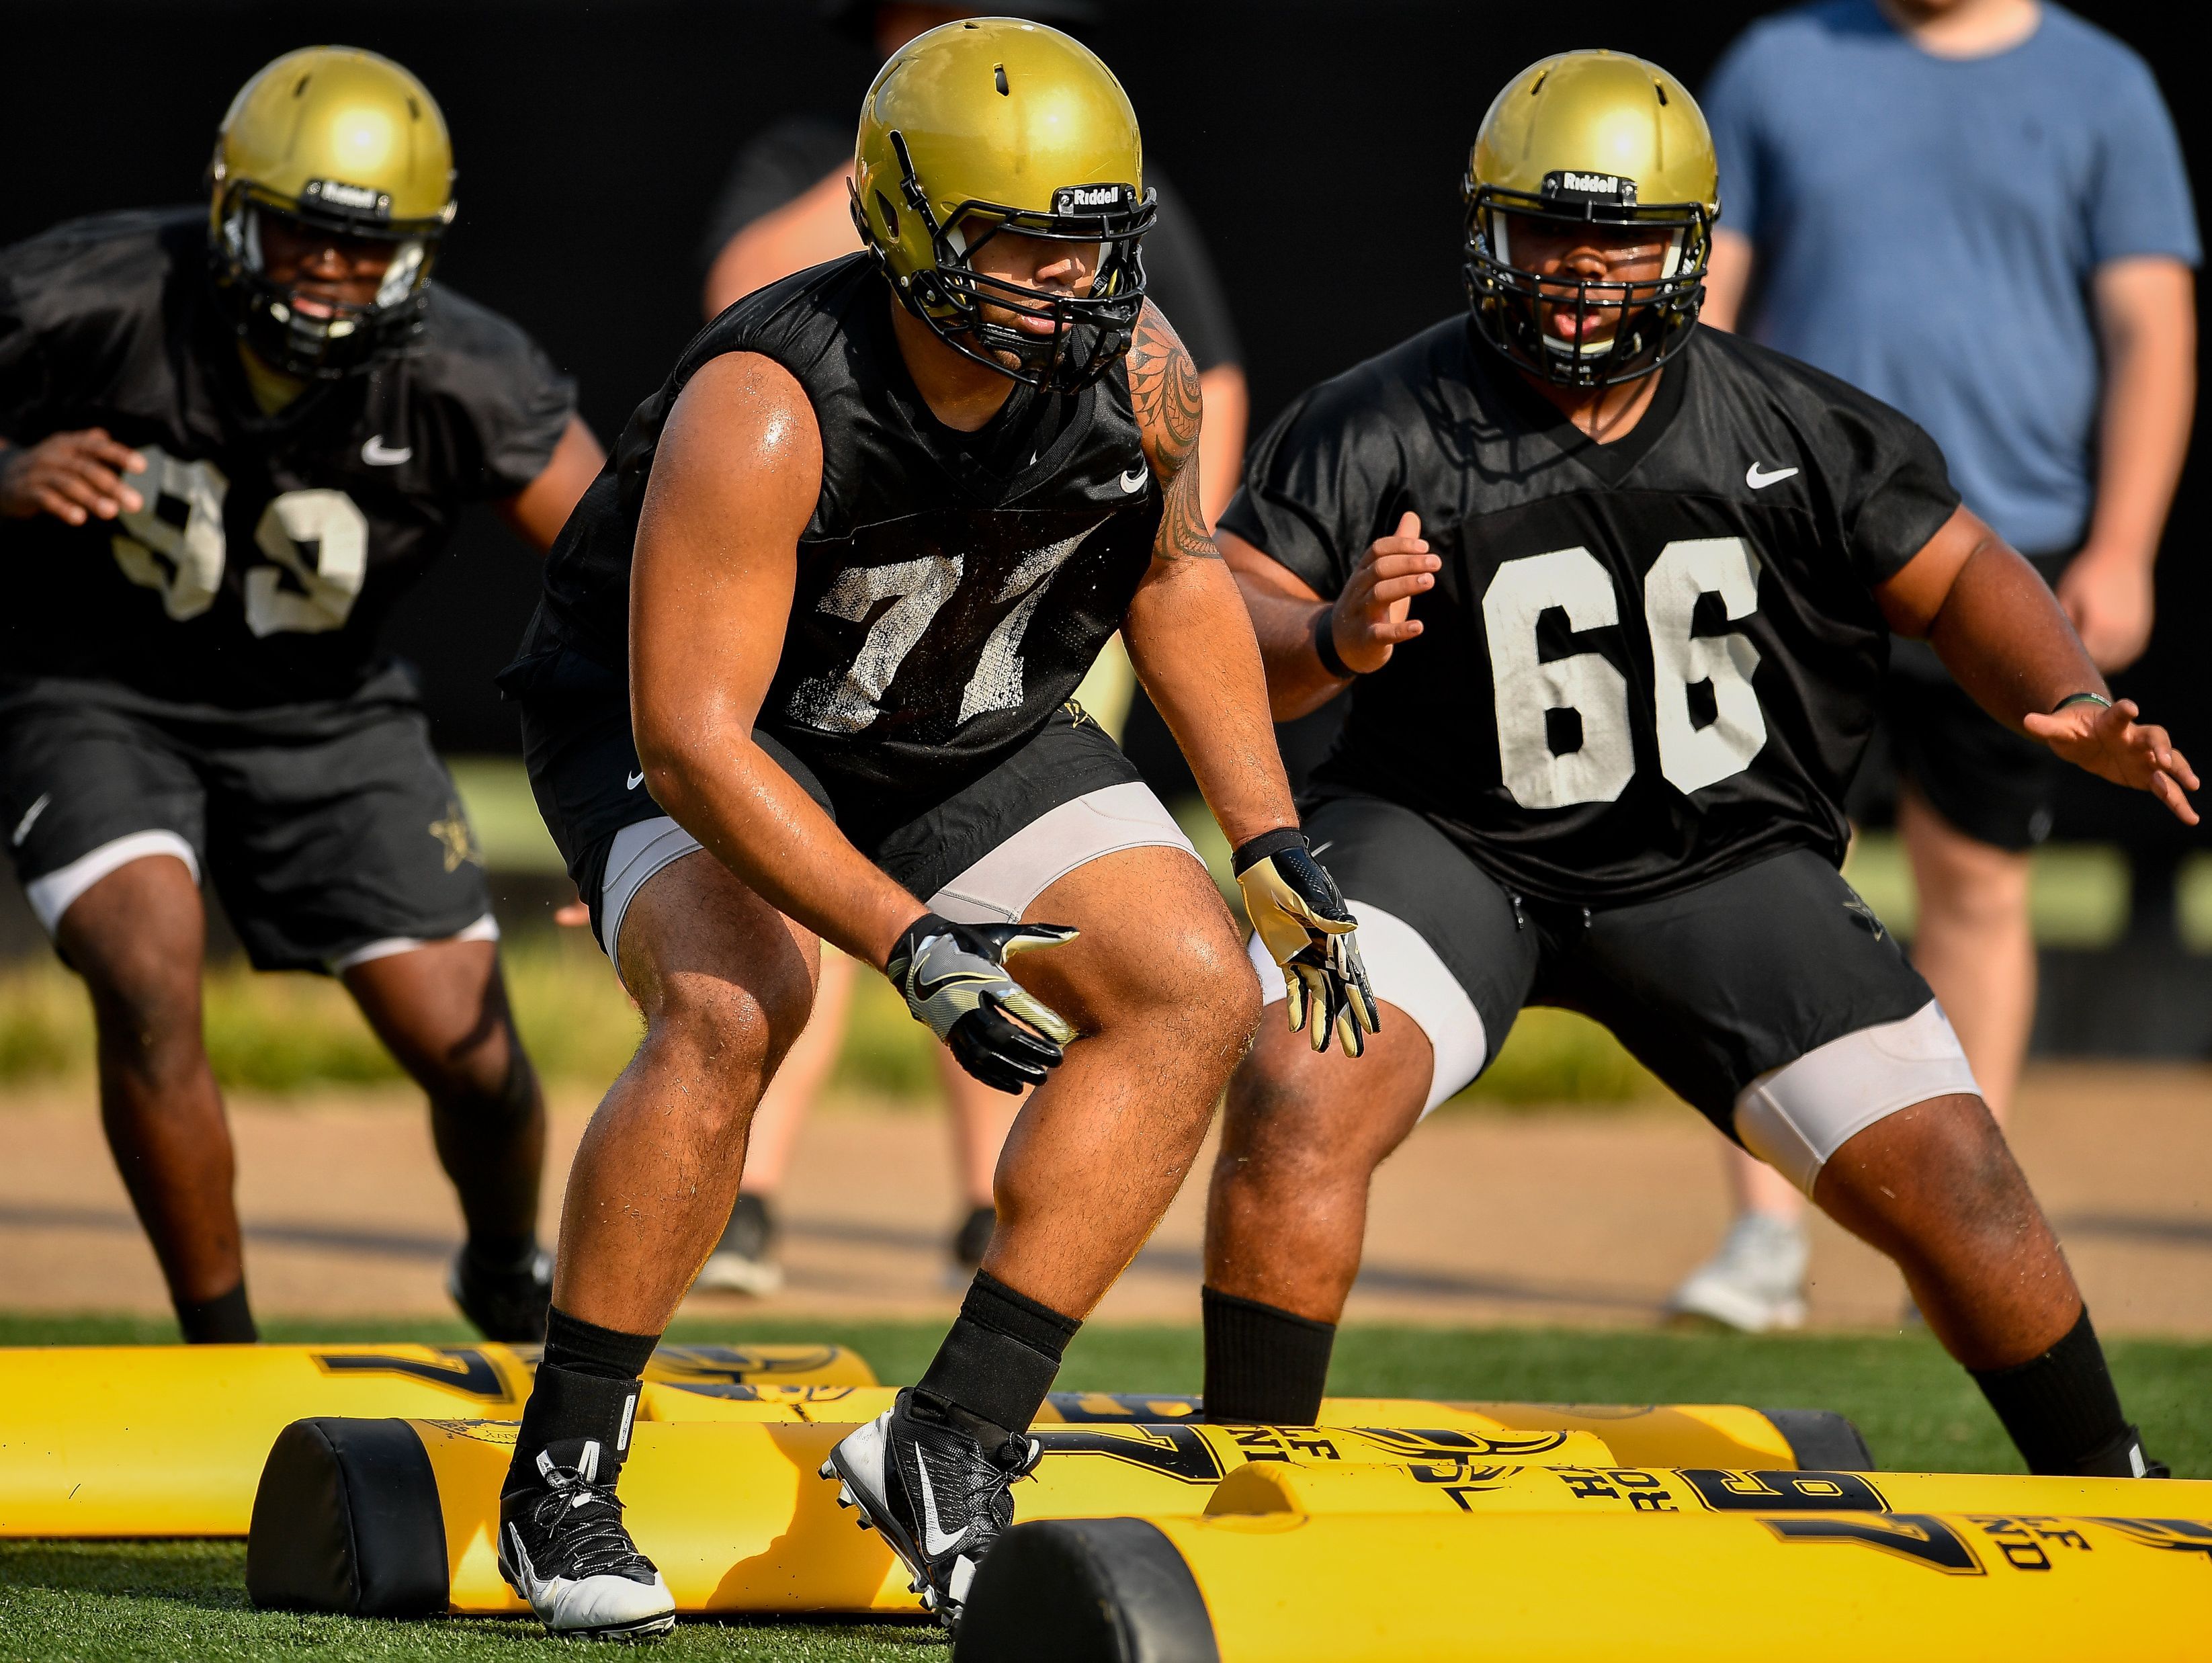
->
[[639, 1388, 1545, 1431], [0, 1342, 870, 1537], [642, 1386, 1869, 1470], [1207, 1458, 2212, 1522], [244, 1416, 1618, 1615], [953, 1510, 2212, 1662]]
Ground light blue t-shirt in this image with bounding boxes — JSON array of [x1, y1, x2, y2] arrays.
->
[[1703, 3, 2199, 554]]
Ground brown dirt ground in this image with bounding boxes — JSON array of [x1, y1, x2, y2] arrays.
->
[[0, 1065, 2205, 1333]]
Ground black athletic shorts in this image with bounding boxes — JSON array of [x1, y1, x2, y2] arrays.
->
[[1878, 550, 2074, 852], [0, 665, 495, 974], [1298, 793, 1940, 1132], [515, 653, 1153, 955]]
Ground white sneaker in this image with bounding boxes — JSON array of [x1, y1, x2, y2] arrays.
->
[[1668, 1213, 1810, 1332], [695, 1193, 784, 1295], [695, 1250, 784, 1296]]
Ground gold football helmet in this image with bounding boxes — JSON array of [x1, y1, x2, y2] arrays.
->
[[1463, 50, 1719, 387], [851, 17, 1155, 390], [208, 46, 456, 379]]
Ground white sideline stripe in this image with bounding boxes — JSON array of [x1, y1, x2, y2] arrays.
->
[[1245, 897, 1487, 1117], [1733, 999, 1984, 1194], [328, 912, 501, 973], [24, 830, 200, 935]]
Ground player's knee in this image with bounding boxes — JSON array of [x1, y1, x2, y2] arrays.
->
[[1918, 869, 2031, 933], [82, 959, 207, 1083], [1219, 1036, 1359, 1190], [1154, 916, 1263, 1054], [643, 964, 812, 1086], [425, 1030, 538, 1129]]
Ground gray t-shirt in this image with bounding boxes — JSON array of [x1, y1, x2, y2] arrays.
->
[[1703, 2, 2198, 554], [697, 113, 1242, 375]]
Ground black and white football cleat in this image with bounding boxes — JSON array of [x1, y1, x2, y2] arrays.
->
[[448, 1243, 553, 1343], [499, 1439, 675, 1641], [819, 1388, 1041, 1630]]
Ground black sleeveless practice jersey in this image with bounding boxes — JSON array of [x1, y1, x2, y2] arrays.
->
[[1219, 319, 1961, 905], [514, 252, 1162, 806], [0, 209, 575, 708]]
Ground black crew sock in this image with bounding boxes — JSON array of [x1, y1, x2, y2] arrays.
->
[[1971, 1307, 2153, 1476], [176, 1281, 257, 1345], [1202, 1285, 1334, 1424], [505, 1306, 660, 1496], [543, 1304, 660, 1381], [917, 1270, 1081, 1433]]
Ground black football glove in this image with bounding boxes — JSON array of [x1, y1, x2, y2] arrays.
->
[[885, 913, 1080, 1094], [1233, 830, 1379, 1057]]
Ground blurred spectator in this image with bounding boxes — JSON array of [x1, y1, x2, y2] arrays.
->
[[1672, 0, 2198, 1332], [690, 0, 1250, 1294]]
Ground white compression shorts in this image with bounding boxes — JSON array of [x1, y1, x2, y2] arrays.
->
[[597, 780, 1199, 975], [1250, 900, 1981, 1178]]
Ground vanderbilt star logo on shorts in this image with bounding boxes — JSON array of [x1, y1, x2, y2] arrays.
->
[[429, 801, 482, 873]]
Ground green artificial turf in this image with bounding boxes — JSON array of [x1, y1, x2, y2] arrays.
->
[[1, 1315, 2205, 1659]]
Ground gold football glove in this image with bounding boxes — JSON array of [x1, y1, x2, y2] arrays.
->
[[1233, 831, 1378, 1057]]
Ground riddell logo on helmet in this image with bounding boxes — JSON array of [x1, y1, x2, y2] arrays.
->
[[1054, 183, 1134, 214], [1543, 170, 1638, 206], [302, 178, 392, 218]]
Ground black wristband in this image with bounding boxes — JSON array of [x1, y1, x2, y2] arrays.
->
[[1312, 606, 1357, 680], [1231, 827, 1307, 876], [2051, 691, 2112, 713]]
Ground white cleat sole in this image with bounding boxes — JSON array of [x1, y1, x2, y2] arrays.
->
[[500, 1527, 677, 1641]]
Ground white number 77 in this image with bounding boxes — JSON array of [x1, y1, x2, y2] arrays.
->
[[785, 523, 1102, 734]]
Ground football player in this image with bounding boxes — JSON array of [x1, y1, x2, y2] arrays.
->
[[693, 0, 1251, 1295], [0, 48, 605, 1343], [1199, 51, 2193, 1482], [492, 20, 1369, 1639]]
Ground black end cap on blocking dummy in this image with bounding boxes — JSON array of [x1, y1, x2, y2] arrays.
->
[[247, 1417, 450, 1617], [1761, 1408, 1876, 1472], [955, 1517, 1220, 1663]]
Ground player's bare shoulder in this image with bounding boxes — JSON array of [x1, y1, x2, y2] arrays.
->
[[658, 349, 824, 495]]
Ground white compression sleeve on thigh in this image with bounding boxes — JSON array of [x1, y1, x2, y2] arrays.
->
[[599, 816, 705, 967], [24, 830, 201, 935], [1732, 999, 1984, 1195], [1245, 898, 1486, 1115], [926, 781, 1198, 926]]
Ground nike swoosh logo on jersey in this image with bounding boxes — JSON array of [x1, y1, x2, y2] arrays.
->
[[627, 771, 646, 790], [1119, 465, 1148, 494], [912, 1455, 966, 1557], [361, 435, 413, 466], [1745, 462, 1799, 490], [11, 794, 50, 847]]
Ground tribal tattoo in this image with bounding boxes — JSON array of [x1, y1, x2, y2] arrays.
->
[[1128, 304, 1216, 563]]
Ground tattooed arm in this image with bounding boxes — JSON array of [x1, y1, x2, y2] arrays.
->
[[1119, 302, 1299, 846]]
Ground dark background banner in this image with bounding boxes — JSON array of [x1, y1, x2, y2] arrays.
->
[[0, 0, 2199, 856]]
